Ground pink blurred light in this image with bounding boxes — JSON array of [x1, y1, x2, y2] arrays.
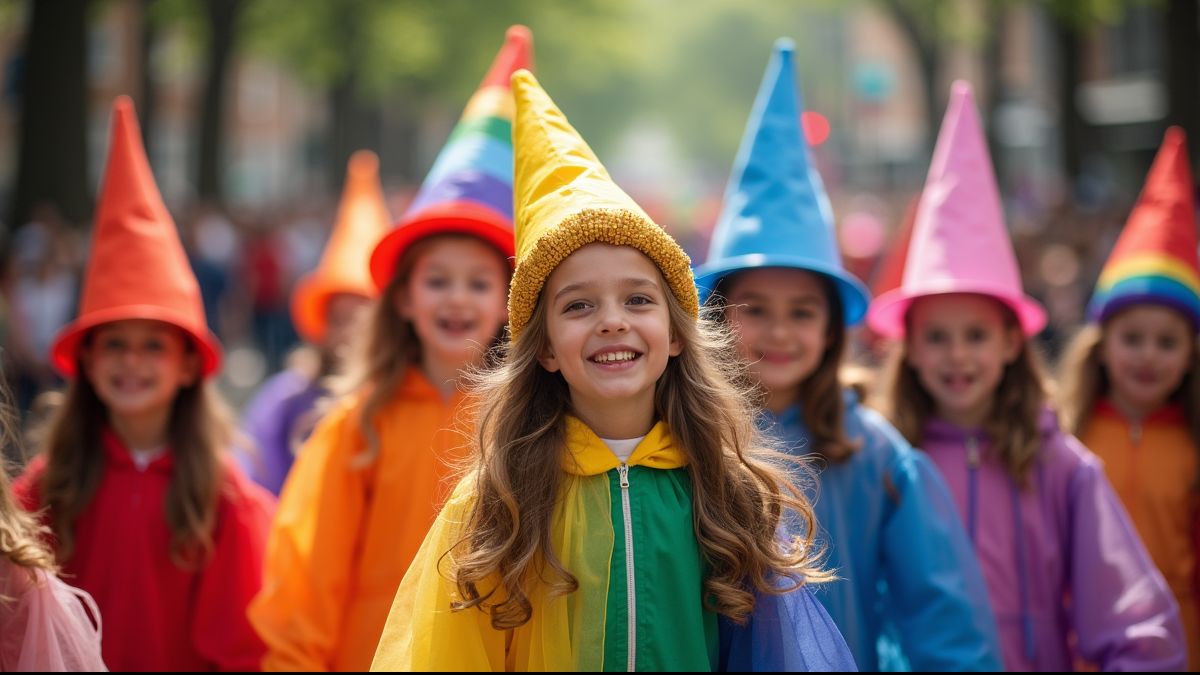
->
[[839, 212, 886, 259], [802, 111, 831, 146]]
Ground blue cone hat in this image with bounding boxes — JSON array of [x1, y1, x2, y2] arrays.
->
[[694, 38, 870, 324]]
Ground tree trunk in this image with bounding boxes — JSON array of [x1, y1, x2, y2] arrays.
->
[[326, 77, 377, 192], [138, 0, 158, 156], [9, 0, 90, 227], [1052, 13, 1088, 183], [197, 0, 242, 203], [882, 0, 942, 156], [983, 1, 1007, 184], [1164, 0, 1199, 166]]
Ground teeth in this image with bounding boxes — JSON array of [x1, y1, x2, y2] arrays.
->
[[595, 350, 636, 363]]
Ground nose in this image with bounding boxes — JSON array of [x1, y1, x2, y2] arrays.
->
[[947, 337, 969, 363], [446, 281, 470, 305], [767, 316, 790, 342], [597, 304, 629, 335]]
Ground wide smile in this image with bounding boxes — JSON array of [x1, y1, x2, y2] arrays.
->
[[940, 372, 977, 393], [588, 347, 644, 371], [757, 350, 797, 366], [109, 375, 155, 395], [436, 317, 478, 336]]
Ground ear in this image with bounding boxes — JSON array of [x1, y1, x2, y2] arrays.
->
[[79, 346, 95, 382], [538, 343, 561, 373], [392, 284, 412, 321], [668, 330, 683, 358], [180, 351, 202, 388], [1002, 326, 1023, 365]]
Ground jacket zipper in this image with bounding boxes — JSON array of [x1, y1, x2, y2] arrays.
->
[[618, 463, 636, 672], [966, 436, 981, 543]]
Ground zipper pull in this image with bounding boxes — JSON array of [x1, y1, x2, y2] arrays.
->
[[966, 436, 981, 468], [618, 463, 630, 488], [1130, 422, 1142, 445]]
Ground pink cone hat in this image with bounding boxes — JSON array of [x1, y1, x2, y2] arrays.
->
[[867, 81, 1046, 338]]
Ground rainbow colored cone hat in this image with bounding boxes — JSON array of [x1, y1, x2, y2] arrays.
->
[[369, 25, 532, 288], [1088, 127, 1200, 328]]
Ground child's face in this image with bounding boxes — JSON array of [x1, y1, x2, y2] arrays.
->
[[905, 294, 1021, 428], [82, 319, 198, 419], [724, 268, 830, 400], [1100, 304, 1194, 415], [539, 244, 681, 422], [323, 292, 372, 357], [397, 237, 509, 371]]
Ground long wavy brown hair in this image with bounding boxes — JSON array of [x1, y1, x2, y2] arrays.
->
[[34, 338, 235, 567], [1, 378, 56, 596], [448, 273, 830, 630], [715, 272, 861, 462], [1057, 323, 1200, 461], [336, 233, 510, 466], [871, 302, 1050, 487]]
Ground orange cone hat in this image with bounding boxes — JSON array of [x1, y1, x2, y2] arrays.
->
[[49, 96, 221, 377], [291, 151, 391, 342]]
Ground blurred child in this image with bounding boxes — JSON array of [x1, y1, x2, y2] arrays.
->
[[249, 27, 530, 672], [695, 40, 1001, 672], [1059, 127, 1200, 669], [13, 97, 275, 671], [371, 68, 855, 672], [238, 151, 389, 495], [868, 81, 1184, 671]]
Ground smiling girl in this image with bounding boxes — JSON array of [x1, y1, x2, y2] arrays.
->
[[1059, 127, 1200, 669], [868, 82, 1183, 671], [248, 27, 528, 672], [696, 42, 1000, 672], [370, 68, 854, 673], [14, 97, 275, 672]]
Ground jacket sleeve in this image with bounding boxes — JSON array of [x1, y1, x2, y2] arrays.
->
[[875, 416, 1004, 671], [193, 469, 276, 671], [719, 581, 859, 672], [248, 402, 371, 671], [1067, 445, 1187, 671], [371, 479, 507, 672]]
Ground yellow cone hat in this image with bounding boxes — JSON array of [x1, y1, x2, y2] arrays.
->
[[507, 69, 697, 339]]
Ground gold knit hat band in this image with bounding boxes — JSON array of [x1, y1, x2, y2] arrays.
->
[[508, 69, 697, 340], [507, 208, 698, 339]]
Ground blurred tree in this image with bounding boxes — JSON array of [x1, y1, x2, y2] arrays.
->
[[1164, 0, 1198, 163], [197, 0, 243, 202], [8, 0, 90, 227], [138, 0, 159, 154], [137, 0, 242, 202], [239, 0, 638, 190], [878, 0, 951, 155]]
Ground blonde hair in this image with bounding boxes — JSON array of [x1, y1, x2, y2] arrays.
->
[[449, 269, 830, 630], [1, 378, 56, 597], [714, 272, 861, 462], [1058, 323, 1200, 455], [34, 338, 237, 567], [871, 302, 1050, 486], [337, 233, 510, 465]]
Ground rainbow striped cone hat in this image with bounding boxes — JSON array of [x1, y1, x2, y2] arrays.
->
[[369, 25, 532, 288], [1088, 127, 1200, 328]]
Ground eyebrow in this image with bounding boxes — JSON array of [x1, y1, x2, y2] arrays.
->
[[731, 290, 823, 305], [420, 262, 500, 274], [553, 277, 660, 302]]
